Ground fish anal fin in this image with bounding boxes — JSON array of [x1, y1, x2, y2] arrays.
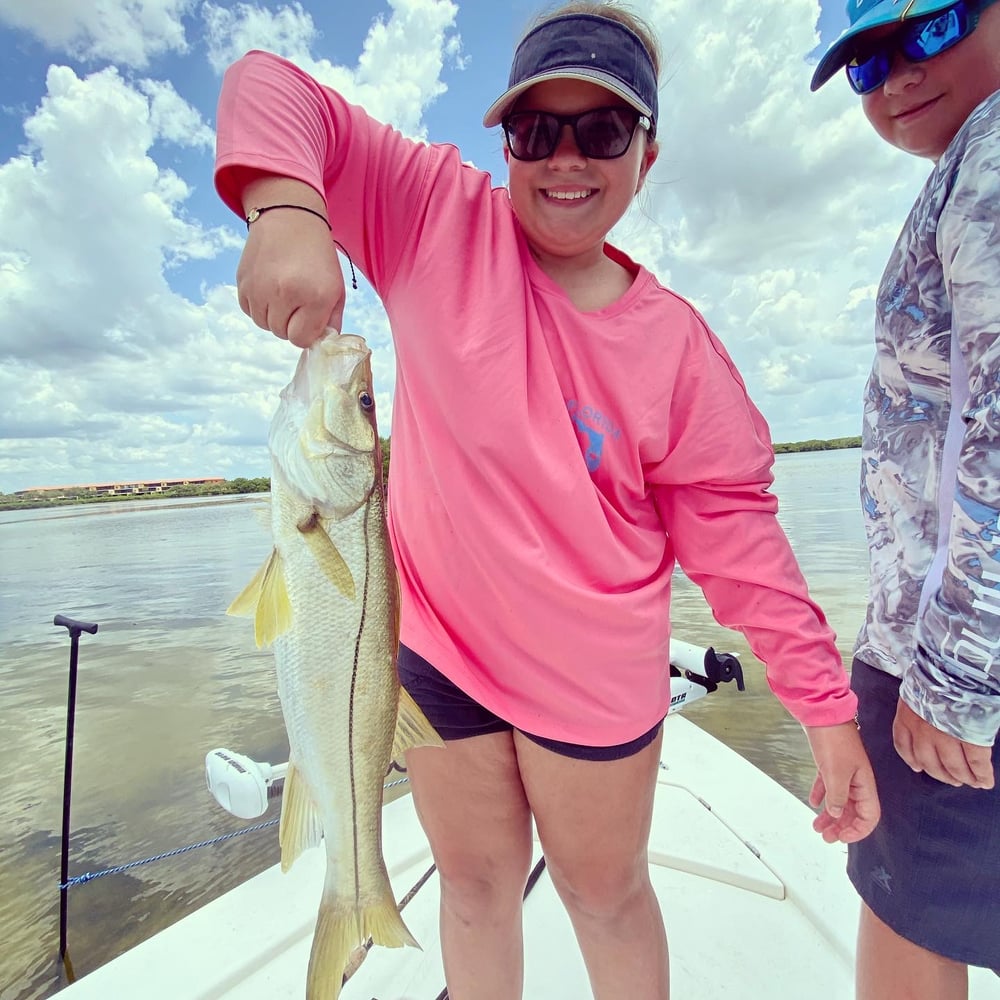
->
[[226, 549, 293, 648], [278, 762, 323, 873], [298, 512, 356, 601], [225, 553, 270, 618], [392, 684, 446, 760]]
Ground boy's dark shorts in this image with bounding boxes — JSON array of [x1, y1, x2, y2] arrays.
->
[[847, 658, 1000, 970], [397, 644, 663, 762]]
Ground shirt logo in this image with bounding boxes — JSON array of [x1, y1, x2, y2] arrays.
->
[[567, 399, 621, 473]]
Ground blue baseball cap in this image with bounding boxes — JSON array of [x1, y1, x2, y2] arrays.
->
[[810, 0, 959, 91], [483, 13, 658, 136]]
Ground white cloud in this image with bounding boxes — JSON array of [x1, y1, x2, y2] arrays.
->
[[203, 0, 461, 136], [604, 0, 932, 440], [0, 0, 947, 492], [0, 0, 193, 68], [0, 64, 230, 367], [139, 79, 215, 150]]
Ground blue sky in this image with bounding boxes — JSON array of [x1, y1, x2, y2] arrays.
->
[[0, 0, 929, 493]]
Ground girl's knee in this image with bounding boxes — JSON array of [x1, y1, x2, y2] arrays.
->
[[437, 867, 527, 926], [547, 857, 649, 922]]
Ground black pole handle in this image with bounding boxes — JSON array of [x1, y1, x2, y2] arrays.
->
[[53, 613, 98, 981], [53, 615, 99, 635]]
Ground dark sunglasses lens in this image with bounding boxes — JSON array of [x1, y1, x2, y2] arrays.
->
[[903, 6, 968, 59], [504, 113, 559, 160], [846, 52, 891, 94], [575, 108, 637, 158]]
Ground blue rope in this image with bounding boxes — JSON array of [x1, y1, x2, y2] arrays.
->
[[59, 818, 279, 890], [59, 776, 411, 891]]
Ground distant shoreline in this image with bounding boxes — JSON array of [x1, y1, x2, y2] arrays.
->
[[1, 437, 861, 512]]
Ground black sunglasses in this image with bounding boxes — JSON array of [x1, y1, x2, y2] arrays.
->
[[846, 0, 998, 95], [501, 106, 652, 162]]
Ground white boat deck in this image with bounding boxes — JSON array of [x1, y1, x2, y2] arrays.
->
[[53, 716, 1000, 999]]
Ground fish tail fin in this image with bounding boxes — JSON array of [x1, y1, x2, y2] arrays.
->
[[305, 903, 361, 1000], [306, 889, 421, 997], [278, 762, 323, 873], [391, 684, 446, 760], [362, 892, 420, 951], [226, 548, 292, 648]]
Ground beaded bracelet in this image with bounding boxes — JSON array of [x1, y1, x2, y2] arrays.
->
[[245, 204, 331, 230]]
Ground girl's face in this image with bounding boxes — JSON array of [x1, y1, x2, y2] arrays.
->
[[504, 78, 658, 268]]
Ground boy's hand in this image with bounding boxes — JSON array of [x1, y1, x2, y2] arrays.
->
[[805, 721, 881, 844], [892, 699, 995, 789]]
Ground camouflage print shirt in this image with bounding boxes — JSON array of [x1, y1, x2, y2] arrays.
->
[[856, 88, 1000, 747]]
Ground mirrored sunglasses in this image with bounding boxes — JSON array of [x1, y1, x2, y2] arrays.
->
[[846, 0, 996, 95], [501, 107, 652, 161]]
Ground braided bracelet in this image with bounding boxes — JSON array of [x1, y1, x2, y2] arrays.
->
[[245, 204, 331, 230], [244, 203, 357, 289]]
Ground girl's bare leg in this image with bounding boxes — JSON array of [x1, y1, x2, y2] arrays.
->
[[514, 729, 669, 1000], [404, 732, 533, 1000]]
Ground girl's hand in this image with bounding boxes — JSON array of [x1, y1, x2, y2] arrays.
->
[[236, 177, 345, 348], [805, 721, 881, 844]]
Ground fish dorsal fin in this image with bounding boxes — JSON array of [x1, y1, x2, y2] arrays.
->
[[225, 548, 293, 648], [392, 685, 446, 760], [278, 761, 324, 873], [298, 509, 356, 601]]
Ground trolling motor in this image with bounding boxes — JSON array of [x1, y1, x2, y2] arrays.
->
[[204, 749, 287, 819], [666, 638, 745, 714]]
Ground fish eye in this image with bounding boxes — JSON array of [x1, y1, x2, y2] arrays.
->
[[359, 390, 374, 410]]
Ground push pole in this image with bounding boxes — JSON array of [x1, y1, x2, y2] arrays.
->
[[53, 613, 99, 982]]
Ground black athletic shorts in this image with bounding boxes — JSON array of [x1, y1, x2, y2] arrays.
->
[[397, 644, 663, 762], [847, 658, 1000, 970]]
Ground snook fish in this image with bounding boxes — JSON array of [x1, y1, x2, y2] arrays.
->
[[228, 332, 443, 998]]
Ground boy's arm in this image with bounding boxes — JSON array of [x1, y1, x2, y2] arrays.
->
[[902, 115, 1000, 753]]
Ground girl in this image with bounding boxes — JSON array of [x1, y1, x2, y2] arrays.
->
[[215, 4, 879, 997]]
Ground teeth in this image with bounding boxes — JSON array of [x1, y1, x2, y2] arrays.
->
[[545, 189, 592, 200]]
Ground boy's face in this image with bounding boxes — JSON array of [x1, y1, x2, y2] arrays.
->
[[860, 3, 1000, 159]]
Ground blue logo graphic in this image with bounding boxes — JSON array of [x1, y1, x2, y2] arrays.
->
[[566, 399, 620, 473]]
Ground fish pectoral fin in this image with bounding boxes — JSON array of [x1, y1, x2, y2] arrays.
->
[[299, 517, 356, 601], [278, 762, 323, 872], [392, 685, 446, 760], [226, 548, 293, 648]]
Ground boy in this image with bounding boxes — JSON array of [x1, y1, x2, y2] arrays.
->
[[811, 2, 1000, 997]]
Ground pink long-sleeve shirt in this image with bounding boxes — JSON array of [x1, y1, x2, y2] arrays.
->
[[216, 50, 857, 744]]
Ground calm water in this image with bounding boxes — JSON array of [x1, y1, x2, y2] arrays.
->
[[0, 450, 869, 1000]]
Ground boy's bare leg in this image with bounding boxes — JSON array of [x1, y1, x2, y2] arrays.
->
[[856, 904, 968, 1000]]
